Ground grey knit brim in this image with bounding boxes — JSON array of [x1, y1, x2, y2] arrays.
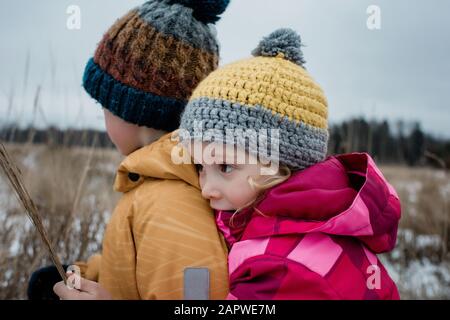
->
[[179, 97, 329, 170]]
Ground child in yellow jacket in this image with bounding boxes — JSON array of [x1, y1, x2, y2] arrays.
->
[[38, 0, 231, 300]]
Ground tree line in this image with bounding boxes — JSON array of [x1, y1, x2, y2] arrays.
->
[[1, 118, 449, 168]]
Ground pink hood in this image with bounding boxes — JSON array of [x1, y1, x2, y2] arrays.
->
[[227, 152, 401, 254]]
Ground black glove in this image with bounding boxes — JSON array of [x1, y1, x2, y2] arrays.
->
[[27, 265, 69, 300]]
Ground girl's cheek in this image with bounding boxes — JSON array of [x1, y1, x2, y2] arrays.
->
[[227, 178, 249, 200]]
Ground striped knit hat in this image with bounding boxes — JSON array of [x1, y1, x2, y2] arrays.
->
[[83, 0, 230, 131], [179, 28, 329, 170]]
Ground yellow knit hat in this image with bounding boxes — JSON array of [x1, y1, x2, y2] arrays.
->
[[180, 28, 329, 170]]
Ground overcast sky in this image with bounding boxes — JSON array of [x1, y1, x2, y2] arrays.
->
[[0, 0, 449, 138]]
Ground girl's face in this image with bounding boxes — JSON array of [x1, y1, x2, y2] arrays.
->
[[191, 142, 263, 211]]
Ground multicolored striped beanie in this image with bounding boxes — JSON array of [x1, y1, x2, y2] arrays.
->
[[179, 28, 329, 171], [83, 0, 230, 131]]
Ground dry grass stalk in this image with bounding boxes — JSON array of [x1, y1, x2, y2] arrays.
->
[[0, 142, 67, 283], [60, 135, 98, 243], [425, 150, 449, 259]]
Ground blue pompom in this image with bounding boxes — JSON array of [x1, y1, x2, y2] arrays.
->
[[252, 28, 306, 67], [168, 0, 231, 24]]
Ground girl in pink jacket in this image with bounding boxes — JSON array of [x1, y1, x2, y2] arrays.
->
[[177, 28, 401, 300]]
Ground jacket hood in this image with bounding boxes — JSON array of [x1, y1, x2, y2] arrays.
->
[[218, 153, 401, 253], [114, 132, 200, 193]]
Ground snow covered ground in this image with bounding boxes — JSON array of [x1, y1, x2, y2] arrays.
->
[[381, 229, 450, 299]]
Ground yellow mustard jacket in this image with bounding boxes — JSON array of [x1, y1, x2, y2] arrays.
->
[[76, 132, 229, 299]]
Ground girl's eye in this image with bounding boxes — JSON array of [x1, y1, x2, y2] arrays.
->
[[219, 164, 234, 174], [195, 164, 204, 172]]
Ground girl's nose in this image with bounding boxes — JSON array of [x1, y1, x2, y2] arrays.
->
[[201, 184, 221, 200]]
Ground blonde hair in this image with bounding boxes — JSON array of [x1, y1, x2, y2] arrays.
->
[[229, 164, 292, 228]]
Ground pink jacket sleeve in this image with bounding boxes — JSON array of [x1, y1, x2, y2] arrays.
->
[[227, 255, 341, 300]]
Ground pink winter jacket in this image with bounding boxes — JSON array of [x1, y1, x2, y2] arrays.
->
[[215, 152, 401, 300]]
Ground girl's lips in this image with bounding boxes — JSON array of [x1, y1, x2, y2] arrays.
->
[[209, 200, 234, 211]]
